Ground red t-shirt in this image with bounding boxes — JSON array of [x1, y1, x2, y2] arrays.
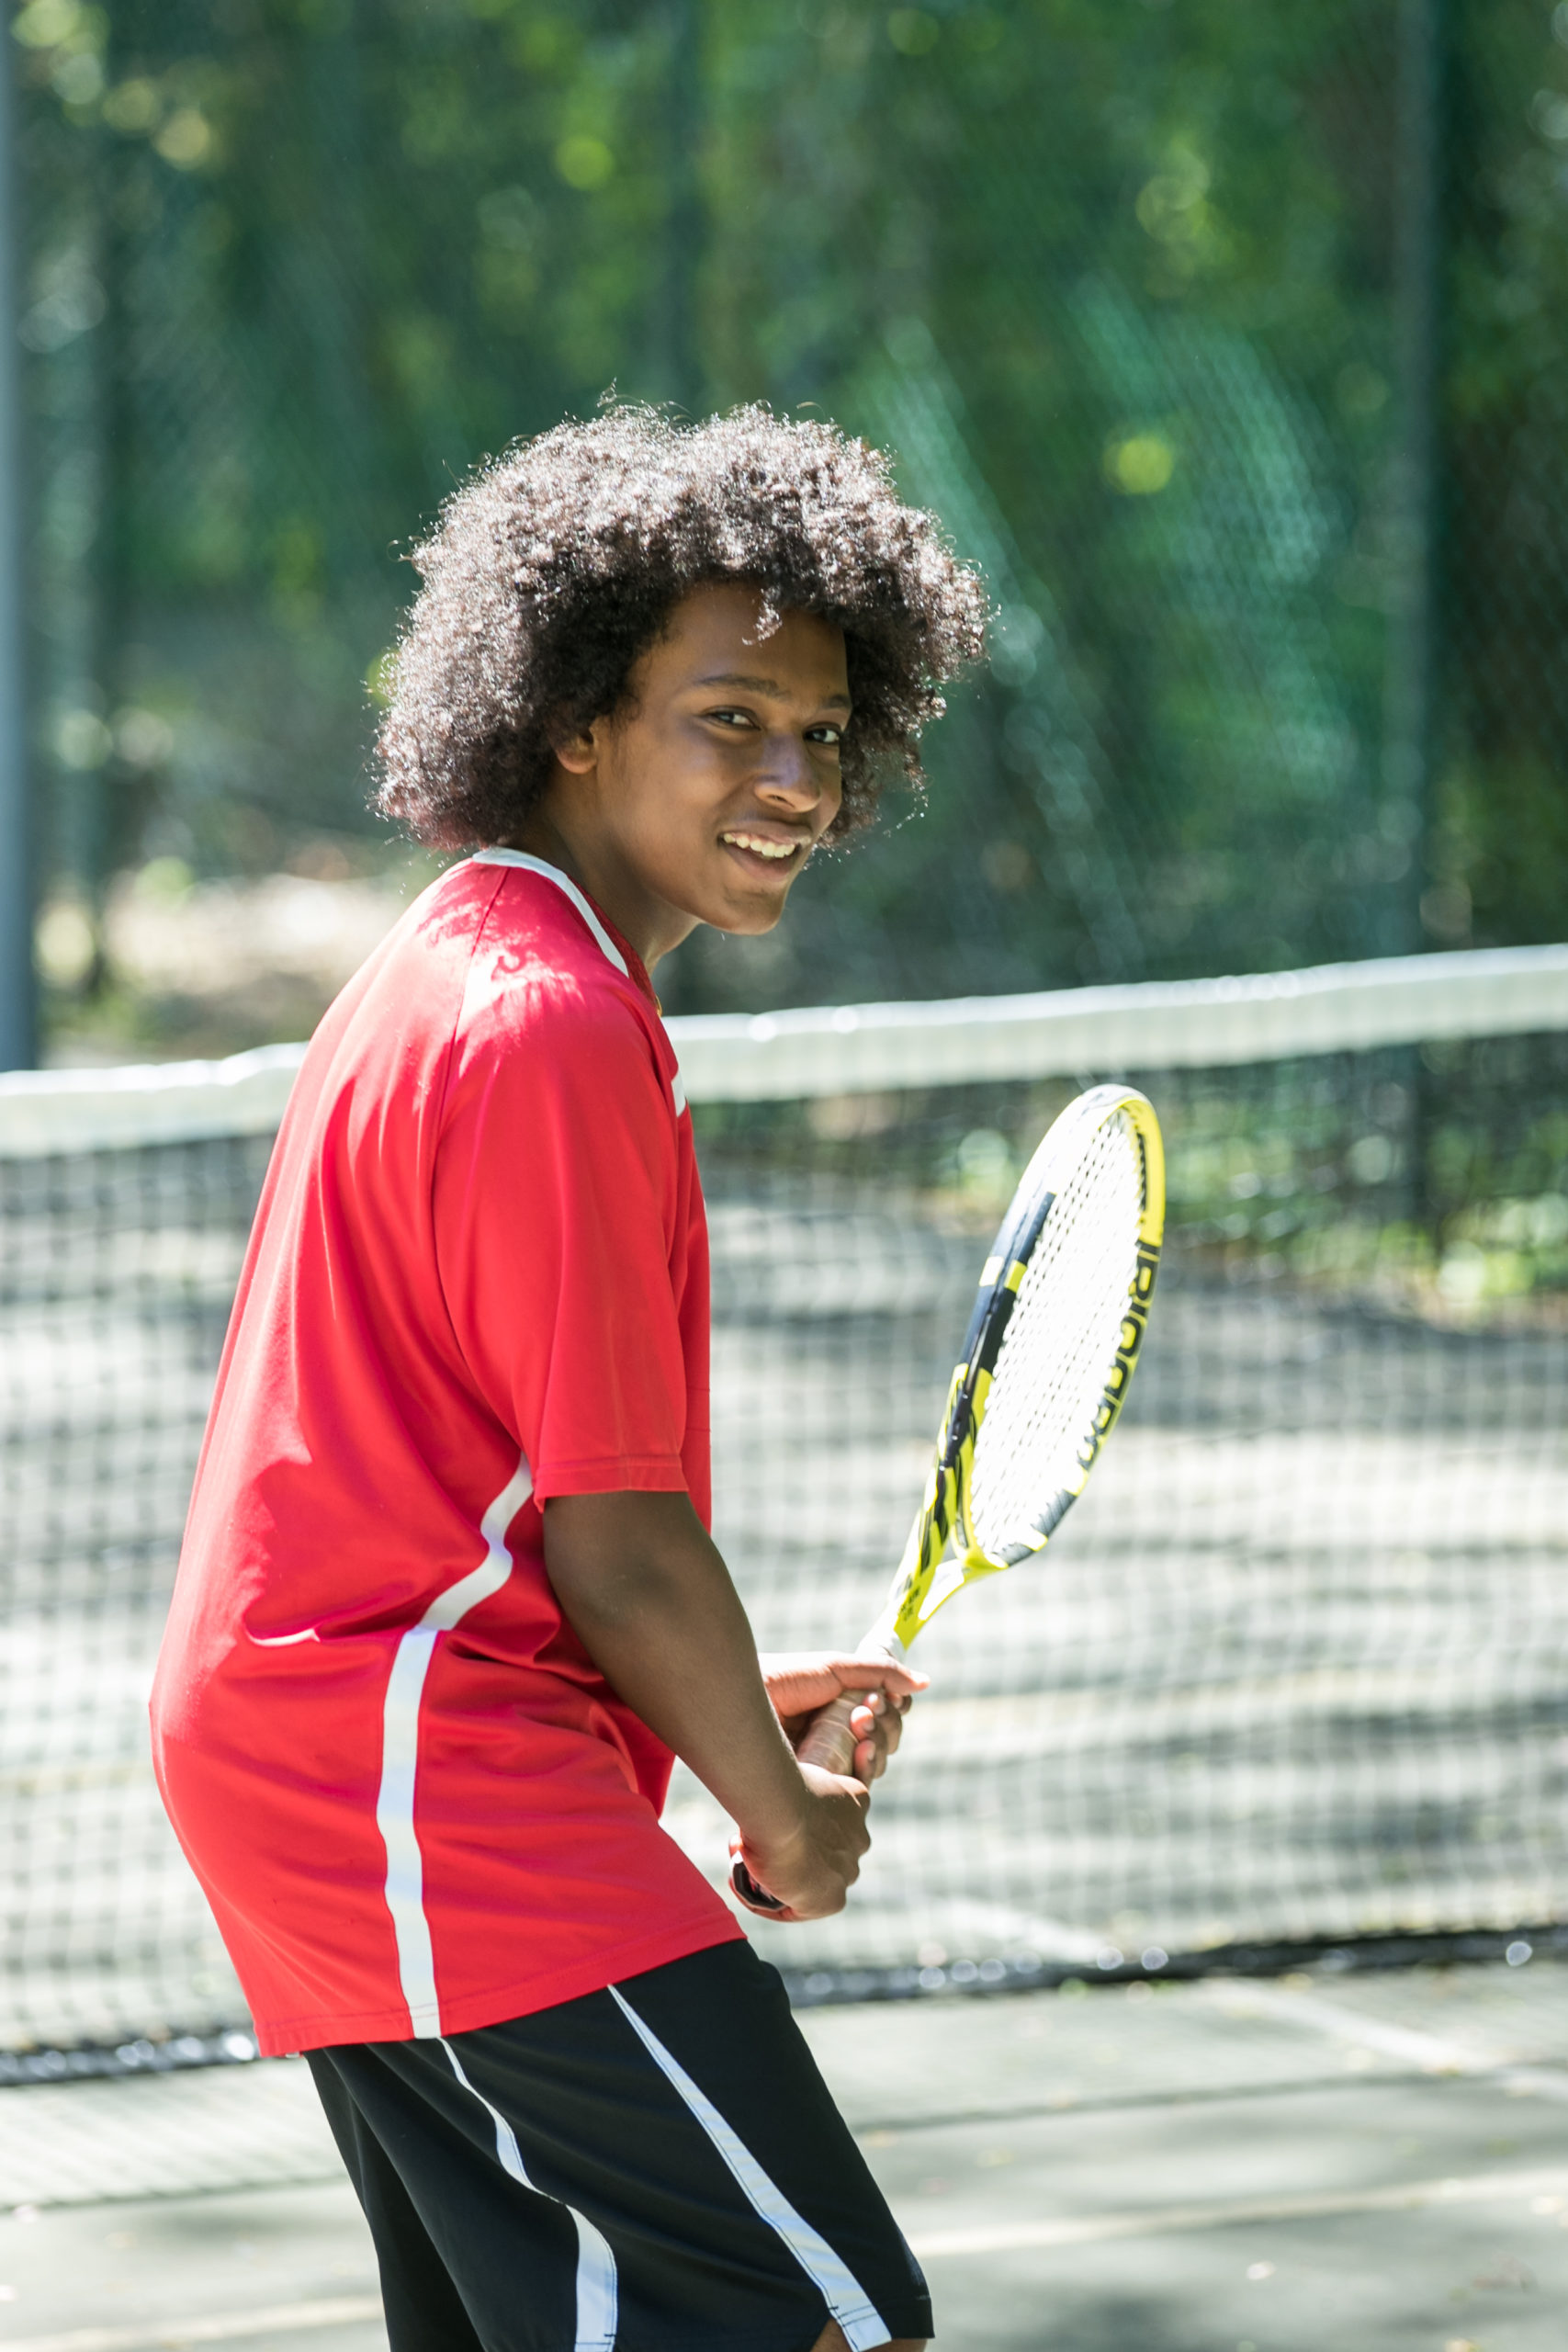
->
[[151, 851, 740, 2055]]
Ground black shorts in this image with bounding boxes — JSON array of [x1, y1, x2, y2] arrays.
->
[[306, 1940, 931, 2352]]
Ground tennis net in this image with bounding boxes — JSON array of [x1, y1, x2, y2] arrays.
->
[[4, 943, 1568, 2065]]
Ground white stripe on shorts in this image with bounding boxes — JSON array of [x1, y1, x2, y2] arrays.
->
[[609, 1984, 891, 2352], [441, 2039, 619, 2352]]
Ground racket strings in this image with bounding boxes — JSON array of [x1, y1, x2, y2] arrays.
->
[[965, 1112, 1145, 1555]]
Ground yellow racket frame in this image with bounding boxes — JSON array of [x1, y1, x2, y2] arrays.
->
[[881, 1084, 1165, 1652]]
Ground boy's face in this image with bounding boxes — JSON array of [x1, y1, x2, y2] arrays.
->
[[535, 581, 850, 965]]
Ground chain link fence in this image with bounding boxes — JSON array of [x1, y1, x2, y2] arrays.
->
[[16, 0, 1568, 1046]]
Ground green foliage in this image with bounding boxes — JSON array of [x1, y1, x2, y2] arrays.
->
[[18, 0, 1568, 1025]]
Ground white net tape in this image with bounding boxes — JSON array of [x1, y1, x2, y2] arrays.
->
[[6, 939, 1568, 1155], [966, 1111, 1145, 1557]]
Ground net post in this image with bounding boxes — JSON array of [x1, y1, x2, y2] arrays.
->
[[0, 25, 32, 1072]]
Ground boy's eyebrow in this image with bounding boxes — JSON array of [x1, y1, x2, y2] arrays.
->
[[694, 671, 852, 710]]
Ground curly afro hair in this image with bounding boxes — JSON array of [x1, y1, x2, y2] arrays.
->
[[375, 403, 987, 850]]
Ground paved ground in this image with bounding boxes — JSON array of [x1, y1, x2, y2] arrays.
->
[[2, 1959, 1566, 2351]]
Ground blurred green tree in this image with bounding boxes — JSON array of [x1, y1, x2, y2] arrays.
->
[[15, 0, 1568, 1024]]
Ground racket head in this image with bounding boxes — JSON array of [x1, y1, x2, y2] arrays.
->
[[959, 1083, 1163, 1561], [884, 1084, 1164, 1649]]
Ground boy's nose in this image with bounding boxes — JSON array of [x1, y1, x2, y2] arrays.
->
[[755, 737, 823, 807]]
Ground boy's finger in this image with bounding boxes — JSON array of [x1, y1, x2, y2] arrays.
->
[[849, 1693, 906, 1743], [830, 1657, 929, 1697], [826, 1770, 873, 1812]]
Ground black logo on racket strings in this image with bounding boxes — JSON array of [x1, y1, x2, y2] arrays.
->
[[1075, 1239, 1160, 1476], [889, 1236, 1160, 1621]]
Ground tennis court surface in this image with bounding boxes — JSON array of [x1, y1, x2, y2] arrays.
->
[[2, 1957, 1566, 2350]]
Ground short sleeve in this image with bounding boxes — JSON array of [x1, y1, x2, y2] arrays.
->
[[433, 991, 690, 1499]]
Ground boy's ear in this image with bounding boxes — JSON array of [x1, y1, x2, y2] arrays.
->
[[547, 707, 599, 775]]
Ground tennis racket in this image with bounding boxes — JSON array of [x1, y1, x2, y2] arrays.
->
[[734, 1082, 1165, 1909]]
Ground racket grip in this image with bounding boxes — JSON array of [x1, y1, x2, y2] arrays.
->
[[728, 1690, 870, 1908], [794, 1690, 865, 1779]]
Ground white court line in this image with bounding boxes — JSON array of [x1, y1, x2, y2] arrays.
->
[[0, 2295, 384, 2352], [909, 2164, 1568, 2258], [1199, 1977, 1568, 2103]]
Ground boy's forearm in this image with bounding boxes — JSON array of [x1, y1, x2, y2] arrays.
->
[[541, 1489, 809, 1844]]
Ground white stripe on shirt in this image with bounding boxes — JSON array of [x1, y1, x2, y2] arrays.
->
[[469, 847, 629, 975], [374, 1454, 533, 2037], [468, 848, 687, 1117]]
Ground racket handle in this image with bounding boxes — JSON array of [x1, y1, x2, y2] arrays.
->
[[729, 1689, 870, 1909], [794, 1690, 864, 1779]]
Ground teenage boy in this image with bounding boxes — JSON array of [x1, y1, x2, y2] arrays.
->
[[152, 406, 986, 2352]]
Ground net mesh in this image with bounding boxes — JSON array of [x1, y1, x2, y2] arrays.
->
[[967, 1108, 1146, 1557], [4, 974, 1568, 2053], [0, 1136, 271, 2059]]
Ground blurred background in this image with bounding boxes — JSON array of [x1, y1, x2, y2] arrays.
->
[[13, 0, 1568, 1057], [7, 19, 1568, 2341]]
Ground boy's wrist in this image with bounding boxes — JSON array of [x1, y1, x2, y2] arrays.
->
[[732, 1759, 814, 1855]]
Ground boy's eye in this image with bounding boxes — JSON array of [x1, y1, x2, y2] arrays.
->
[[703, 707, 844, 746]]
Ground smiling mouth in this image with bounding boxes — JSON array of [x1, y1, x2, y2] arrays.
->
[[718, 830, 807, 866]]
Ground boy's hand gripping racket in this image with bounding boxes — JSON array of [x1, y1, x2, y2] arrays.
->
[[733, 1083, 1165, 1910]]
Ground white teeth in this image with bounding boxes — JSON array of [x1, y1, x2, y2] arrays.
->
[[722, 832, 797, 861]]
